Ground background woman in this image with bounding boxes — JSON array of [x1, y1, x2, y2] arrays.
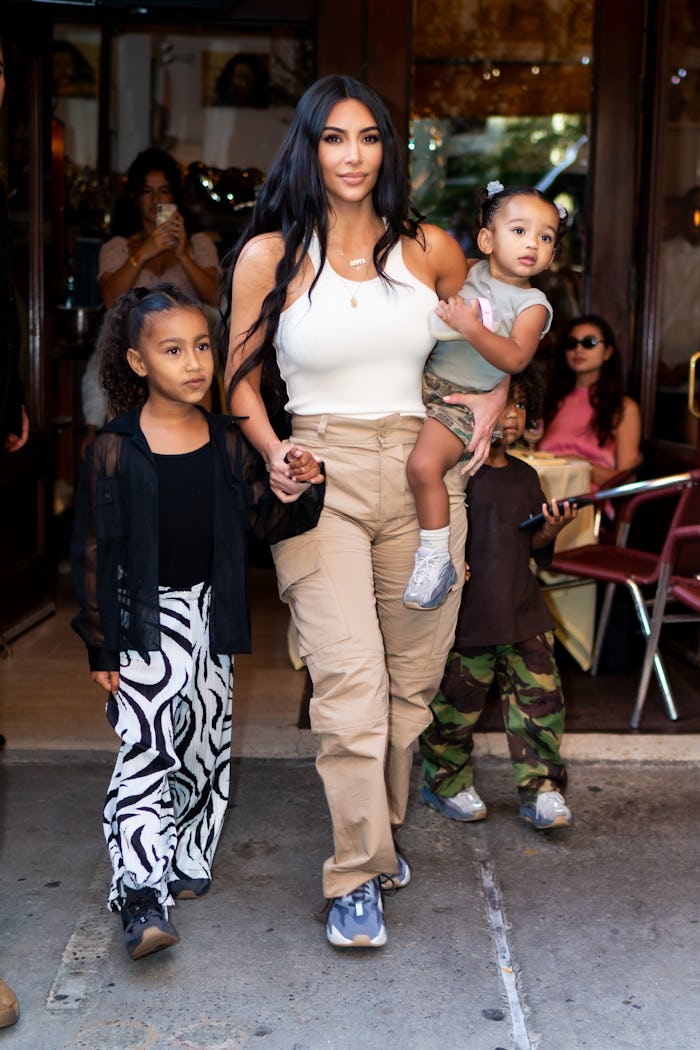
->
[[98, 146, 220, 310], [539, 313, 642, 490], [82, 148, 221, 449]]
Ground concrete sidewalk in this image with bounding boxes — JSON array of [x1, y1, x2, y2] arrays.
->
[[0, 751, 698, 1050]]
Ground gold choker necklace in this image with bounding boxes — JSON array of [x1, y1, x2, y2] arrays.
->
[[330, 245, 373, 271]]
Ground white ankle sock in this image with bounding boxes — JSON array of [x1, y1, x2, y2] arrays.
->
[[419, 526, 450, 552]]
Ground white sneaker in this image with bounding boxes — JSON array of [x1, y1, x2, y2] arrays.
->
[[422, 784, 487, 821], [403, 548, 457, 610], [519, 791, 572, 829]]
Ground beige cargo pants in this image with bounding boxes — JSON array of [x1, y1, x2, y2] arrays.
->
[[272, 413, 467, 898]]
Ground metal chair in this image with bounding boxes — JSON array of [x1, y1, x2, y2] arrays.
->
[[633, 524, 700, 728], [544, 470, 700, 728], [590, 468, 638, 540]]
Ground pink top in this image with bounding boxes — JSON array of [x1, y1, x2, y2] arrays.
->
[[539, 387, 615, 488]]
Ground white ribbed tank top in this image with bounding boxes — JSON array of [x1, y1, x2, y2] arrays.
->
[[275, 233, 438, 419]]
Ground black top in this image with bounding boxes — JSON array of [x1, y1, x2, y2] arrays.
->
[[70, 407, 257, 670], [154, 443, 214, 588], [455, 455, 555, 649]]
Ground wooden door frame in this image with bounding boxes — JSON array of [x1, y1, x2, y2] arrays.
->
[[585, 0, 646, 384]]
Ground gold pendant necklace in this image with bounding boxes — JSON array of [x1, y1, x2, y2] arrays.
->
[[329, 245, 374, 308], [337, 270, 368, 308]]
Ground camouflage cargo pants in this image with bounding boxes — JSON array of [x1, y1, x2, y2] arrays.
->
[[420, 631, 566, 803]]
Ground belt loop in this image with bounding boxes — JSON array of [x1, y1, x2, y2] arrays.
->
[[317, 414, 329, 437]]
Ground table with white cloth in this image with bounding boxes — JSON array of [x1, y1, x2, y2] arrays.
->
[[511, 449, 597, 670]]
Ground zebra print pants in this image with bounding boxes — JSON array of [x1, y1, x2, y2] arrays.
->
[[103, 581, 232, 912]]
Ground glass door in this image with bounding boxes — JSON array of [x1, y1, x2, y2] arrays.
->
[[652, 1, 700, 460]]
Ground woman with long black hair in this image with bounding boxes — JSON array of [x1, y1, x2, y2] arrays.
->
[[223, 74, 506, 949]]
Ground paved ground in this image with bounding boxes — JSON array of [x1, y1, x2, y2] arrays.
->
[[1, 751, 699, 1050]]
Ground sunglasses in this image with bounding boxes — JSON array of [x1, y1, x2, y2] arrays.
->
[[563, 335, 601, 350]]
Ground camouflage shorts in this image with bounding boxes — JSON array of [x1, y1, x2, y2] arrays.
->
[[421, 369, 476, 452]]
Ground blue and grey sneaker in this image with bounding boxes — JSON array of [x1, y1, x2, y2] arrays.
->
[[519, 791, 572, 830], [422, 784, 487, 822], [403, 548, 457, 610], [379, 849, 411, 892], [326, 878, 387, 948]]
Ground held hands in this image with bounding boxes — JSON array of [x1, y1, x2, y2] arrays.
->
[[267, 442, 324, 503], [91, 670, 120, 694]]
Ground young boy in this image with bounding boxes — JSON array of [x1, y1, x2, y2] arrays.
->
[[420, 366, 577, 830]]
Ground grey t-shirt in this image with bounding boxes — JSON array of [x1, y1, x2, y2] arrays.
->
[[427, 260, 553, 391]]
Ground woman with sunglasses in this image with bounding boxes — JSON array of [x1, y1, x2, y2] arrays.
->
[[539, 314, 642, 490]]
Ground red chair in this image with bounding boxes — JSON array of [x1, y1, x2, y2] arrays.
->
[[545, 469, 700, 728], [633, 524, 700, 727]]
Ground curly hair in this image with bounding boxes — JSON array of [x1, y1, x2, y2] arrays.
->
[[510, 362, 544, 431], [541, 314, 624, 447], [474, 183, 568, 254], [98, 283, 204, 417], [108, 148, 194, 238]]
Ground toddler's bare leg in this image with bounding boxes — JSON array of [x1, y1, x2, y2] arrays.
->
[[407, 419, 466, 529]]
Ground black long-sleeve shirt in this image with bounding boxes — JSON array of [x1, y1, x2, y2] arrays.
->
[[70, 406, 257, 671]]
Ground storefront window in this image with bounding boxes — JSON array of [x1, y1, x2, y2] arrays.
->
[[409, 0, 594, 333]]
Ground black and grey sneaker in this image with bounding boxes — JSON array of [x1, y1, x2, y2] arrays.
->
[[168, 877, 211, 901], [120, 887, 180, 960]]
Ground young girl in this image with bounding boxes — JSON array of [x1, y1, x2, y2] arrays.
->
[[70, 283, 256, 960], [420, 367, 576, 830], [403, 181, 568, 610], [539, 314, 643, 491]]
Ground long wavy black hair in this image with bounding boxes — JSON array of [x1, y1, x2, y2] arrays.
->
[[542, 313, 625, 447], [98, 283, 204, 416], [221, 74, 425, 415], [108, 147, 194, 239]]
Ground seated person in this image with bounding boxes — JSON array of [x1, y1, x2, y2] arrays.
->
[[539, 314, 642, 491]]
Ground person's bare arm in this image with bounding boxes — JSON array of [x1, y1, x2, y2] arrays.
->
[[590, 396, 643, 488], [5, 405, 29, 452], [435, 297, 548, 374], [225, 237, 322, 501], [419, 224, 469, 300]]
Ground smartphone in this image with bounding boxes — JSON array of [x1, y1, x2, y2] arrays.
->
[[155, 202, 176, 225], [518, 497, 591, 531]]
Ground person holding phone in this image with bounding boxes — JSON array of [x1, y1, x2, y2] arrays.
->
[[82, 148, 222, 452], [97, 147, 220, 310]]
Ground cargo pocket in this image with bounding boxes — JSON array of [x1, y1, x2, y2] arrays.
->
[[272, 534, 350, 658]]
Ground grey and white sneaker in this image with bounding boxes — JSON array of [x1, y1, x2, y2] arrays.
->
[[519, 791, 572, 829], [403, 548, 457, 610], [422, 784, 487, 822]]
